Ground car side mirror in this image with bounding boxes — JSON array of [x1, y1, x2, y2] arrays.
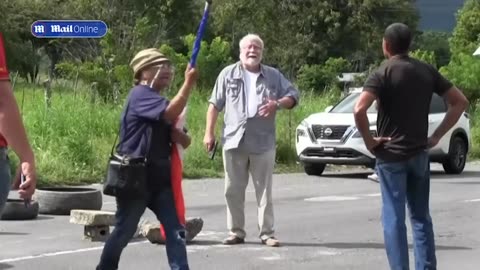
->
[[324, 105, 333, 113]]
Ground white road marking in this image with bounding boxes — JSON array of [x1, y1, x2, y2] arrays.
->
[[305, 193, 382, 202], [361, 193, 381, 197], [314, 250, 341, 256], [305, 196, 360, 202], [196, 231, 224, 238], [464, 198, 480, 202], [259, 253, 282, 261], [0, 241, 149, 263]]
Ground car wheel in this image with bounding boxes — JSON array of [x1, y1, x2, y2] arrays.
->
[[442, 136, 467, 174], [304, 163, 326, 176]]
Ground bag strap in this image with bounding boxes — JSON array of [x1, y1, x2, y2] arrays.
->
[[109, 94, 154, 162], [110, 100, 131, 157]]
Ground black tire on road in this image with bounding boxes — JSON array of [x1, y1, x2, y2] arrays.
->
[[304, 163, 326, 176], [34, 187, 102, 215], [1, 199, 39, 220], [442, 136, 468, 175]]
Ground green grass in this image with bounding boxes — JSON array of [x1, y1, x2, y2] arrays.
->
[[9, 82, 480, 187], [10, 83, 338, 186]]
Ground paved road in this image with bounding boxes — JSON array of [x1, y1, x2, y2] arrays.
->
[[1, 163, 479, 270]]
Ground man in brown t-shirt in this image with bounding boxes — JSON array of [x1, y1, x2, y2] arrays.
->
[[354, 23, 468, 270]]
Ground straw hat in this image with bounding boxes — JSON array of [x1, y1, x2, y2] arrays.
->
[[129, 48, 170, 80]]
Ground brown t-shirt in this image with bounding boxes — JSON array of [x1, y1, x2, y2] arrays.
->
[[364, 55, 453, 162]]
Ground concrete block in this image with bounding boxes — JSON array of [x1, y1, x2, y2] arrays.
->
[[70, 209, 116, 226], [84, 225, 110, 242]]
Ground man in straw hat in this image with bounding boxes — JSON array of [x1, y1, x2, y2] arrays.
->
[[96, 48, 197, 270]]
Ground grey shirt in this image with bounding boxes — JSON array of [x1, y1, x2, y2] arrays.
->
[[209, 62, 300, 154]]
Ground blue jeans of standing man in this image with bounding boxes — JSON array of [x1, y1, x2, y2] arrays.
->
[[376, 150, 436, 270], [0, 147, 11, 216], [96, 188, 189, 270]]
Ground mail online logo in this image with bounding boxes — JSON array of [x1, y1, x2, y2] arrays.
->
[[31, 20, 108, 38]]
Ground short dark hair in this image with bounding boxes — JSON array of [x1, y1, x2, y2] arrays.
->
[[384, 23, 412, 54]]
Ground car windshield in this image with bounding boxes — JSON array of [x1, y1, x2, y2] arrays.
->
[[330, 92, 377, 113]]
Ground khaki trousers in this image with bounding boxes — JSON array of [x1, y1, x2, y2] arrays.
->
[[223, 147, 276, 240]]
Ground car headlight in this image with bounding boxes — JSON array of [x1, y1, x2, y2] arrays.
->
[[297, 129, 306, 137], [296, 121, 309, 142]]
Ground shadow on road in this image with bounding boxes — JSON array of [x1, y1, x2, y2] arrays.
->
[[0, 231, 29, 236], [188, 240, 223, 246], [431, 171, 480, 180], [0, 263, 14, 270], [318, 170, 480, 181], [281, 242, 472, 251], [321, 172, 371, 179]]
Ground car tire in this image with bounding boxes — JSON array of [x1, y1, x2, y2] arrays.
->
[[442, 136, 467, 174], [34, 187, 102, 215], [1, 199, 39, 220], [304, 163, 326, 176]]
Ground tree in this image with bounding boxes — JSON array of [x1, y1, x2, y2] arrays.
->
[[410, 49, 437, 68], [211, 0, 419, 76], [439, 0, 480, 102], [449, 0, 480, 56], [412, 31, 451, 67]]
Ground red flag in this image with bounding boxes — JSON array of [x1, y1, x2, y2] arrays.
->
[[160, 114, 187, 240], [0, 33, 9, 80]]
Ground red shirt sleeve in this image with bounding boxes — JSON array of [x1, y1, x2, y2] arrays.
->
[[0, 33, 10, 81]]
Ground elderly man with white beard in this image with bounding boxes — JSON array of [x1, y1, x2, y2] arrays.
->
[[203, 34, 299, 247]]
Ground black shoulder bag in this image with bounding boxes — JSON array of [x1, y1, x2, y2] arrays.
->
[[103, 101, 149, 199]]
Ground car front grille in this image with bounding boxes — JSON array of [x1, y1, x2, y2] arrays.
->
[[311, 125, 350, 140], [304, 148, 361, 158]]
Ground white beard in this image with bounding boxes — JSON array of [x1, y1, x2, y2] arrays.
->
[[242, 56, 261, 67]]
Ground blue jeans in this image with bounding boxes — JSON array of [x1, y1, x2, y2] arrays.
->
[[96, 188, 189, 270], [376, 150, 436, 270], [0, 147, 11, 216]]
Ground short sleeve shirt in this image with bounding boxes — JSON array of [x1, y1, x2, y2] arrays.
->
[[363, 55, 453, 161], [116, 85, 172, 189]]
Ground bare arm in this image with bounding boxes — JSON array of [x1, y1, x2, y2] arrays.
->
[[431, 86, 469, 140], [276, 96, 296, 109], [205, 104, 219, 136], [171, 128, 191, 149], [163, 67, 198, 123], [0, 81, 34, 162], [203, 103, 220, 151], [354, 91, 376, 147], [0, 80, 36, 198], [354, 90, 390, 152]]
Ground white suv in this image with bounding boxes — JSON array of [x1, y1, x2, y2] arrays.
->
[[295, 88, 471, 176]]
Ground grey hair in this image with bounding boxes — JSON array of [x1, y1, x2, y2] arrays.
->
[[239, 34, 264, 49]]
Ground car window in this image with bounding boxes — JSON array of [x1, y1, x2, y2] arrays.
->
[[329, 92, 447, 114], [430, 93, 447, 114], [330, 92, 377, 113]]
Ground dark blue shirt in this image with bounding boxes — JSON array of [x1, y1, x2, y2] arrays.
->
[[116, 85, 172, 190]]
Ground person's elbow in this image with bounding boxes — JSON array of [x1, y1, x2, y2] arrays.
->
[[458, 95, 469, 111], [446, 87, 469, 112], [353, 104, 367, 118]]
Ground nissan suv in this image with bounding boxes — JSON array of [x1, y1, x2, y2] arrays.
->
[[295, 88, 471, 176]]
